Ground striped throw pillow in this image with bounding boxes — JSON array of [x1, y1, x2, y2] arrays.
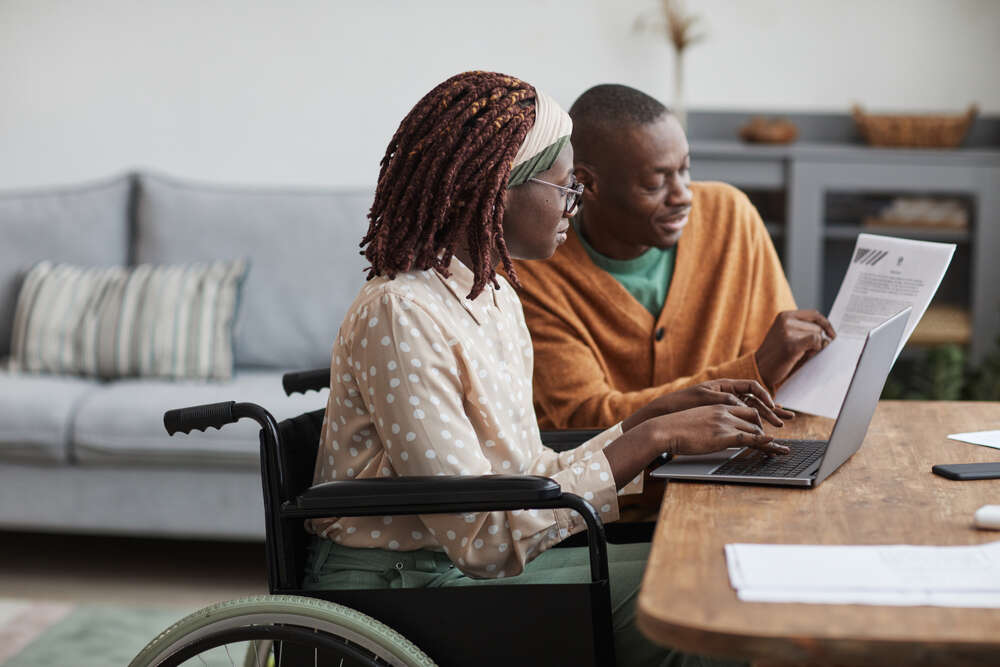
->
[[9, 260, 248, 380]]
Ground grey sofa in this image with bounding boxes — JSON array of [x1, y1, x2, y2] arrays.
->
[[0, 173, 373, 539]]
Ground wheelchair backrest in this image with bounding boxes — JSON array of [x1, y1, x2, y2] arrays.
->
[[275, 408, 326, 500], [263, 407, 325, 591]]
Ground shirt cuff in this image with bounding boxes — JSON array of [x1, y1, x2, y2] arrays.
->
[[582, 421, 644, 495], [747, 351, 769, 391], [618, 473, 644, 496], [722, 352, 769, 393], [551, 442, 621, 533]]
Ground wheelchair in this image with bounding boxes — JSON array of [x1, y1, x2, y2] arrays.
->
[[130, 367, 653, 667]]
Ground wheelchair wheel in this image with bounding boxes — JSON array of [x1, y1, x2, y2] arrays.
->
[[129, 594, 436, 667]]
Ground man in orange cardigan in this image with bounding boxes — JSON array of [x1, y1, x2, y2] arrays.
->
[[512, 84, 835, 430]]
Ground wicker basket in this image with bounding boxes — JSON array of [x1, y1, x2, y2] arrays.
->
[[739, 116, 799, 144], [852, 104, 978, 148]]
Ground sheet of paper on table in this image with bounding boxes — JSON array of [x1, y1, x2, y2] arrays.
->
[[947, 430, 1000, 450], [725, 541, 1000, 607], [776, 234, 955, 419]]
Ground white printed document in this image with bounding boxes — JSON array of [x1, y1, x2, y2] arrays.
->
[[776, 234, 955, 418], [725, 541, 1000, 607], [948, 430, 1000, 450]]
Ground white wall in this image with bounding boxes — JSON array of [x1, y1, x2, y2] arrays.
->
[[1, 0, 997, 189]]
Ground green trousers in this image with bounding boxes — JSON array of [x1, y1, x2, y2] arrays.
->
[[304, 537, 742, 667]]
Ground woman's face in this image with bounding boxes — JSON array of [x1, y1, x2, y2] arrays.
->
[[501, 143, 575, 261]]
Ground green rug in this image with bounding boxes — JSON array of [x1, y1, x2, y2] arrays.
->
[[0, 599, 242, 666]]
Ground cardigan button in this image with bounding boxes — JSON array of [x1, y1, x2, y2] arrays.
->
[[654, 327, 666, 341]]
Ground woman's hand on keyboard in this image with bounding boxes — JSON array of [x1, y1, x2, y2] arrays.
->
[[608, 404, 790, 487], [624, 379, 794, 433], [651, 404, 792, 457]]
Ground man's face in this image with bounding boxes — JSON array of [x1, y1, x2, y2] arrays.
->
[[580, 115, 693, 251]]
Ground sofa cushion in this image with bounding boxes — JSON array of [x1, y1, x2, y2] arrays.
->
[[0, 175, 131, 358], [0, 371, 101, 463], [135, 173, 371, 370], [71, 370, 328, 467], [10, 259, 247, 380]]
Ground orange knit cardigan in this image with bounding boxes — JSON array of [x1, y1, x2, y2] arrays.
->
[[511, 181, 796, 429]]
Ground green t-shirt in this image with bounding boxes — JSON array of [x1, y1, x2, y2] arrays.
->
[[576, 221, 676, 316]]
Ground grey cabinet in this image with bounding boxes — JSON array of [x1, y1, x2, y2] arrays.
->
[[690, 140, 1000, 362]]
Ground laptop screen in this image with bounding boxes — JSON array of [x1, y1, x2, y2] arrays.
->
[[813, 308, 910, 484]]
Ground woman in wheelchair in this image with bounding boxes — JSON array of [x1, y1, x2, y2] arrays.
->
[[302, 70, 791, 667]]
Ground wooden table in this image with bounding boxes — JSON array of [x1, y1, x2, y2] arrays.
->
[[637, 401, 1000, 666]]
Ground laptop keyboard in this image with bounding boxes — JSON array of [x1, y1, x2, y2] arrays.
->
[[712, 439, 828, 478]]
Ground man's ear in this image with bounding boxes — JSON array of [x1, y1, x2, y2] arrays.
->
[[575, 163, 598, 198]]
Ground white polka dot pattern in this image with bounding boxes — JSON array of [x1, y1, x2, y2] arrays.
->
[[306, 258, 632, 579]]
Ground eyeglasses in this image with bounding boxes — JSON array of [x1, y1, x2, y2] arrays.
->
[[528, 176, 584, 217]]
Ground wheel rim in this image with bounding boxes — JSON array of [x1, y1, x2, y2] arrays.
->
[[131, 596, 436, 667], [159, 623, 381, 667], [146, 612, 411, 666]]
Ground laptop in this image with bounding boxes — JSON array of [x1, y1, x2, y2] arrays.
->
[[651, 307, 910, 488]]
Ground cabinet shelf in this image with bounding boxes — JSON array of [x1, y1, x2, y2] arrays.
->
[[824, 224, 970, 243], [909, 304, 972, 346]]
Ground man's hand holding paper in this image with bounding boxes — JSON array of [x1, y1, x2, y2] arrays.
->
[[754, 309, 837, 389], [776, 233, 955, 418]]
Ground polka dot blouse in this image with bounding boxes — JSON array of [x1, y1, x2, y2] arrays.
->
[[307, 257, 642, 579]]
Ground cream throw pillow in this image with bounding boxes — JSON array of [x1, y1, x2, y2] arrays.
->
[[9, 259, 248, 380]]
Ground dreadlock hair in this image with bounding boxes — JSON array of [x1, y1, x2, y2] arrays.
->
[[360, 71, 537, 300]]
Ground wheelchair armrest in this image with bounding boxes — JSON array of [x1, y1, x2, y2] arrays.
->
[[293, 475, 560, 512], [540, 428, 605, 452], [282, 367, 331, 396], [286, 475, 610, 584]]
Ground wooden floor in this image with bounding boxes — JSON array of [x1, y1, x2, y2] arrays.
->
[[0, 531, 268, 607]]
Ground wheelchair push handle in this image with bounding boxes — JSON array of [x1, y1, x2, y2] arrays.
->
[[282, 367, 329, 396], [164, 401, 238, 435]]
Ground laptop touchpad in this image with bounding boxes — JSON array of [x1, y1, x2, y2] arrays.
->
[[654, 447, 742, 476]]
